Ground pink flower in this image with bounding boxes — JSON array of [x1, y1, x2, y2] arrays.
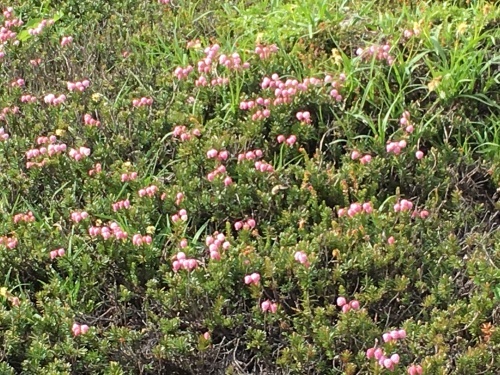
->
[[294, 251, 310, 267], [206, 149, 218, 158], [71, 323, 81, 336], [374, 348, 384, 360], [407, 364, 423, 375], [366, 348, 375, 359], [390, 354, 400, 364], [416, 150, 424, 159], [336, 297, 347, 307], [349, 300, 360, 310], [360, 155, 372, 164], [245, 272, 260, 285], [247, 218, 256, 229]]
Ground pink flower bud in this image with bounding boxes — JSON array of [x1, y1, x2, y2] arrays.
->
[[80, 324, 89, 334], [247, 219, 256, 229], [390, 354, 400, 364], [350, 300, 360, 310], [383, 358, 394, 369], [366, 348, 375, 359], [250, 272, 260, 284], [397, 329, 406, 339], [336, 297, 347, 307]]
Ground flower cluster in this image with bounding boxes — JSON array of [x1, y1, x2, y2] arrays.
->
[[400, 111, 414, 133], [88, 222, 128, 240], [234, 218, 256, 231], [171, 209, 188, 222], [172, 252, 198, 272], [13, 211, 35, 224], [0, 235, 17, 249], [121, 172, 138, 182], [83, 113, 101, 127], [277, 134, 297, 146], [244, 272, 261, 285], [50, 248, 65, 259], [207, 165, 231, 185], [88, 163, 102, 176], [295, 111, 311, 124], [112, 199, 130, 211], [260, 300, 278, 313], [337, 201, 373, 217], [336, 296, 361, 313], [206, 148, 229, 161], [20, 94, 37, 103], [254, 160, 274, 173], [138, 185, 158, 197], [44, 93, 67, 105], [386, 139, 407, 155], [356, 43, 394, 65], [60, 36, 73, 47], [70, 211, 89, 223], [0, 127, 9, 141], [132, 97, 153, 107], [67, 79, 90, 92], [174, 65, 193, 80], [71, 323, 89, 336], [254, 43, 278, 60], [28, 19, 54, 36], [407, 364, 423, 375], [237, 149, 263, 162], [351, 150, 372, 164], [172, 125, 201, 141], [10, 78, 24, 87], [393, 199, 413, 212], [0, 105, 19, 121], [206, 231, 231, 260], [69, 146, 91, 161], [132, 234, 152, 246]]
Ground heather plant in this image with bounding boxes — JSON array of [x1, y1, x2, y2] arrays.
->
[[0, 0, 499, 374]]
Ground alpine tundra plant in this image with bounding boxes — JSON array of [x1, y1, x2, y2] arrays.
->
[[0, 0, 499, 374]]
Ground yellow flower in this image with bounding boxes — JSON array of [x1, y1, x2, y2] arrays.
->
[[427, 76, 442, 92], [146, 226, 155, 234], [92, 93, 103, 103], [55, 129, 66, 136], [456, 22, 468, 36]]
